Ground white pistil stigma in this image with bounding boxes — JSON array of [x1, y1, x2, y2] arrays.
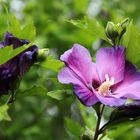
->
[[98, 74, 115, 96]]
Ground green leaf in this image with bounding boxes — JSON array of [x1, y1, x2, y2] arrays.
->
[[0, 104, 11, 121], [101, 135, 111, 140], [40, 56, 64, 72], [16, 86, 47, 98], [65, 117, 84, 137], [121, 21, 140, 64], [8, 15, 21, 36], [17, 87, 72, 101], [0, 43, 33, 65], [8, 16, 36, 41], [79, 103, 97, 130], [20, 22, 36, 41], [68, 17, 109, 42], [47, 89, 72, 100], [106, 120, 140, 139]]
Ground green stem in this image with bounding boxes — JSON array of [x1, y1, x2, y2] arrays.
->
[[93, 105, 105, 140], [6, 91, 15, 104]]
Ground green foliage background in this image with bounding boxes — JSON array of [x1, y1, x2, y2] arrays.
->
[[0, 0, 140, 140]]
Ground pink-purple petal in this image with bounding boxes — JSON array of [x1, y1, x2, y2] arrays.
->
[[92, 63, 100, 83], [96, 46, 125, 84], [95, 93, 126, 107], [74, 84, 99, 106], [60, 44, 94, 85], [58, 67, 82, 85], [58, 67, 99, 107], [112, 61, 140, 100]]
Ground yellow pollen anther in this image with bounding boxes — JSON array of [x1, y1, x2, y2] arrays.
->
[[98, 74, 114, 96]]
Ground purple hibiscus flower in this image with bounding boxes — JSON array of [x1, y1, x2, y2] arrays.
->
[[0, 32, 38, 95], [58, 44, 140, 107]]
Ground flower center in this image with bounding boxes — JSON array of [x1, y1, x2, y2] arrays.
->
[[98, 74, 114, 96]]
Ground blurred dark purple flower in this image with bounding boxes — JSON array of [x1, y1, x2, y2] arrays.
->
[[118, 102, 140, 118], [0, 32, 38, 95], [109, 102, 140, 124]]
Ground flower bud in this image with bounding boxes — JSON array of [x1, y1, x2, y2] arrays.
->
[[105, 22, 119, 40], [119, 18, 130, 36], [38, 48, 49, 62], [121, 18, 130, 29]]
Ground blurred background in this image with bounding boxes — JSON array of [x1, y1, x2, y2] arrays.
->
[[0, 0, 140, 139]]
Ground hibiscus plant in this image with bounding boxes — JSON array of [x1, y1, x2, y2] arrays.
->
[[57, 18, 140, 139], [0, 14, 140, 140]]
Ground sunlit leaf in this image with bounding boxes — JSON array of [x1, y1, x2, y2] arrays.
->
[[0, 104, 11, 121], [40, 56, 64, 72], [68, 17, 110, 43], [8, 16, 21, 36], [0, 43, 33, 65], [20, 22, 36, 41], [121, 21, 140, 65], [8, 16, 36, 41]]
